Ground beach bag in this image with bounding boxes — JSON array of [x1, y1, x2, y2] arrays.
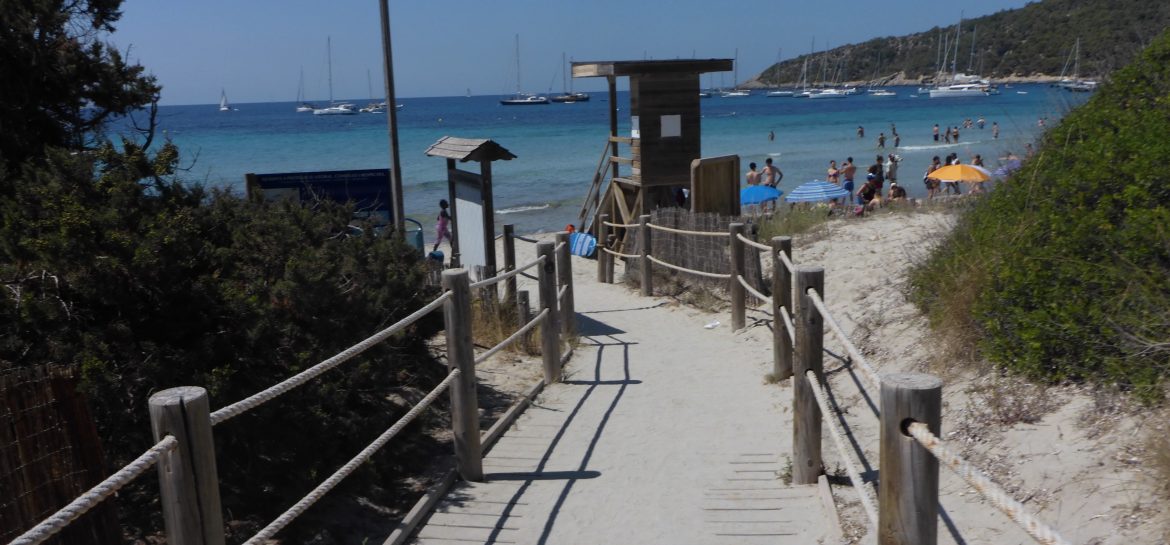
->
[[569, 232, 597, 257]]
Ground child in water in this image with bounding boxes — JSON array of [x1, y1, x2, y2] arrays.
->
[[433, 199, 452, 252]]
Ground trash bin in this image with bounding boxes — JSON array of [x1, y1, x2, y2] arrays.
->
[[404, 218, 425, 255]]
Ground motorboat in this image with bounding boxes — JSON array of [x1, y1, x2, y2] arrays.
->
[[765, 89, 794, 97], [808, 88, 847, 99], [720, 89, 751, 97], [870, 89, 896, 97], [313, 103, 357, 115], [928, 83, 991, 98]]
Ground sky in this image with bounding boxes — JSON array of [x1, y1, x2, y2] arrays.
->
[[108, 0, 1034, 105]]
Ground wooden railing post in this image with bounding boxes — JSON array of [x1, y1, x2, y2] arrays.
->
[[772, 236, 793, 380], [793, 266, 825, 485], [502, 224, 517, 303], [729, 223, 746, 330], [555, 231, 576, 337], [517, 290, 532, 347], [441, 269, 484, 482], [879, 373, 942, 545], [605, 234, 616, 283], [597, 214, 610, 283], [537, 242, 562, 384], [149, 387, 226, 545], [638, 214, 653, 296]]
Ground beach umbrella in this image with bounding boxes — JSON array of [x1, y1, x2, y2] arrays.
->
[[931, 164, 992, 183], [741, 185, 783, 205], [785, 180, 850, 202], [993, 159, 1022, 177]]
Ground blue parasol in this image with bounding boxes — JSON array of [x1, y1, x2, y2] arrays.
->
[[741, 185, 783, 205], [993, 159, 1022, 177], [785, 180, 851, 202]]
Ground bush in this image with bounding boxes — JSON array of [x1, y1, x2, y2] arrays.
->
[[909, 29, 1170, 400]]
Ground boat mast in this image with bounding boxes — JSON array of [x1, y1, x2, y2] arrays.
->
[[326, 36, 334, 104], [733, 47, 739, 89], [1073, 37, 1081, 80], [967, 26, 977, 73], [951, 14, 962, 81], [514, 34, 522, 95]]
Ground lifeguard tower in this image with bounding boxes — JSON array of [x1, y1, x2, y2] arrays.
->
[[571, 59, 733, 237]]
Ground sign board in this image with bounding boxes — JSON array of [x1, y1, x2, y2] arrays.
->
[[246, 169, 392, 225], [453, 176, 487, 279], [690, 155, 741, 216]]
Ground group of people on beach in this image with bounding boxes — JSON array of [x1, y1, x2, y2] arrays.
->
[[825, 154, 906, 213]]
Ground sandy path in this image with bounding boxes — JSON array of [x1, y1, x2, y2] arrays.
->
[[411, 247, 832, 544]]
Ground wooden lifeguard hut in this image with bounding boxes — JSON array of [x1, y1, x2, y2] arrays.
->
[[571, 59, 733, 236]]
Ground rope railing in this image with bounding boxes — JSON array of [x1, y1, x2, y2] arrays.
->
[[244, 369, 461, 545], [735, 232, 773, 252], [907, 422, 1072, 545], [806, 290, 882, 395], [210, 291, 452, 426], [475, 309, 549, 365], [603, 247, 640, 259], [10, 436, 178, 545], [777, 251, 795, 274], [514, 234, 539, 244], [647, 222, 731, 237], [557, 284, 568, 301], [554, 241, 566, 253], [736, 274, 771, 304], [646, 255, 731, 279], [602, 220, 641, 229], [779, 305, 796, 344], [805, 370, 879, 528], [469, 255, 545, 289]]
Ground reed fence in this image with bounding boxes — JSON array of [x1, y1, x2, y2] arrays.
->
[[594, 213, 1073, 545], [7, 232, 577, 545]]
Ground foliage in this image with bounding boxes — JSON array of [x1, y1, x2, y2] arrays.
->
[[909, 29, 1170, 400], [751, 0, 1170, 85]]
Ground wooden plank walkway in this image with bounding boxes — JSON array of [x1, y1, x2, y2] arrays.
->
[[409, 276, 833, 545]]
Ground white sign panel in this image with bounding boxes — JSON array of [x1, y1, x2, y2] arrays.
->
[[454, 179, 486, 279]]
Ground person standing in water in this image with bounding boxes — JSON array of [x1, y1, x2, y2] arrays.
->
[[877, 132, 886, 148], [992, 122, 1000, 139], [857, 125, 865, 138], [933, 124, 940, 142]]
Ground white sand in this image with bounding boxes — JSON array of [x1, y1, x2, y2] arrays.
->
[[418, 209, 1164, 544]]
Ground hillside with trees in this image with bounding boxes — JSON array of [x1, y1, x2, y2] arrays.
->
[[747, 0, 1170, 86]]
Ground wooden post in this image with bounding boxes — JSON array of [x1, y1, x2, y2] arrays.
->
[[729, 223, 746, 330], [555, 231, 576, 337], [597, 214, 610, 283], [638, 214, 652, 296], [793, 266, 824, 485], [772, 236, 794, 380], [605, 234, 617, 283], [879, 373, 943, 545], [537, 242, 562, 384], [441, 269, 484, 482], [517, 290, 532, 347], [503, 224, 517, 303], [149, 387, 225, 545]]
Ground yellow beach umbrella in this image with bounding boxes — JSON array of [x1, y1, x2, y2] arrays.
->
[[930, 164, 992, 183]]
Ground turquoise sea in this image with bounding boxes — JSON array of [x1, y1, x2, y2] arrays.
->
[[143, 85, 1088, 236]]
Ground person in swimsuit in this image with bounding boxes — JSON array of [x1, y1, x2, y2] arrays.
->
[[826, 160, 840, 184], [840, 157, 857, 196], [924, 156, 941, 200], [746, 162, 760, 185], [433, 199, 452, 252], [933, 124, 940, 142]]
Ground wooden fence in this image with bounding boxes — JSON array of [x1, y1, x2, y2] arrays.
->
[[595, 214, 1073, 545], [7, 234, 577, 545]]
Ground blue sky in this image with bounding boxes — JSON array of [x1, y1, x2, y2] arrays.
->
[[109, 0, 1032, 105]]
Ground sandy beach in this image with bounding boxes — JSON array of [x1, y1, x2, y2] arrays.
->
[[450, 205, 1167, 545]]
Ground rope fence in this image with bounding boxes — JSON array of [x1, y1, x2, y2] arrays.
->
[[735, 232, 773, 252], [475, 309, 549, 365], [805, 371, 879, 528], [244, 369, 461, 545], [806, 290, 881, 395], [779, 305, 795, 344], [646, 255, 731, 279], [469, 255, 544, 289], [907, 423, 1073, 545], [777, 251, 795, 274], [9, 436, 178, 545], [602, 220, 641, 229], [210, 291, 453, 426], [736, 274, 771, 303], [603, 248, 640, 260], [647, 222, 731, 237]]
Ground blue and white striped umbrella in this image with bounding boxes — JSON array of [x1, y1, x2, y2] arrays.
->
[[784, 180, 851, 202]]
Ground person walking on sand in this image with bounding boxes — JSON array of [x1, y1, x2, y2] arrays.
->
[[992, 122, 1000, 139], [933, 124, 940, 142], [840, 157, 857, 196], [877, 132, 886, 148], [433, 199, 452, 252], [746, 162, 760, 185]]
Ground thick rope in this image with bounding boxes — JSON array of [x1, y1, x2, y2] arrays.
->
[[557, 284, 568, 301], [647, 223, 730, 237], [475, 308, 549, 365], [210, 291, 452, 426], [603, 247, 640, 259], [777, 251, 795, 274], [736, 274, 772, 304], [602, 220, 640, 229], [806, 290, 882, 396], [514, 235, 539, 244], [779, 305, 796, 344], [735, 232, 773, 252], [646, 255, 731, 279], [469, 255, 545, 289], [554, 241, 566, 252], [10, 436, 177, 545], [907, 423, 1073, 545], [244, 369, 460, 545], [806, 371, 880, 528]]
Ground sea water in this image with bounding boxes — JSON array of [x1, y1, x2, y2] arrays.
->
[[141, 85, 1087, 236]]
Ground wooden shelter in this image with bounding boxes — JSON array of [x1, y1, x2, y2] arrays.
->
[[425, 137, 516, 278], [571, 59, 732, 235]]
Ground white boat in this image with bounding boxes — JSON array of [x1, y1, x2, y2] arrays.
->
[[551, 53, 590, 103], [295, 68, 315, 112], [870, 89, 896, 97], [928, 83, 990, 98], [721, 89, 750, 97], [721, 48, 750, 97], [219, 89, 231, 112], [698, 91, 712, 98], [1055, 38, 1098, 92], [808, 88, 848, 99], [501, 35, 549, 106], [765, 90, 794, 97], [313, 37, 358, 116], [927, 17, 996, 99]]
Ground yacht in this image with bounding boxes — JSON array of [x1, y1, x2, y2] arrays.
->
[[808, 88, 847, 99], [312, 37, 358, 115], [765, 89, 794, 97]]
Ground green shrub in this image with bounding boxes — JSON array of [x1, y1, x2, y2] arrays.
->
[[910, 29, 1170, 400]]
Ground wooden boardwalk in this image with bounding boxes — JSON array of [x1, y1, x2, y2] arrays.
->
[[408, 277, 835, 545]]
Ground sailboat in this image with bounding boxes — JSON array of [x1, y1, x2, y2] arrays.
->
[[765, 48, 794, 97], [295, 68, 315, 112], [219, 89, 231, 112], [721, 48, 750, 97], [1056, 38, 1098, 92], [501, 35, 549, 105], [551, 53, 589, 103], [928, 16, 995, 98], [314, 37, 357, 115], [360, 69, 387, 113]]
